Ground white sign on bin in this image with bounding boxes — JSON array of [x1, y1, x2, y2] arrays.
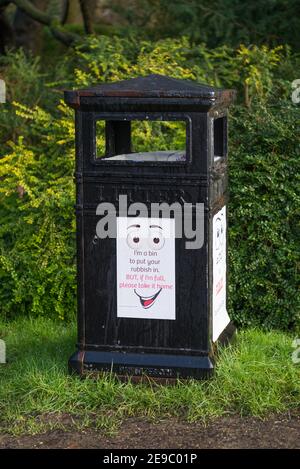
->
[[117, 217, 176, 320], [212, 206, 230, 341]]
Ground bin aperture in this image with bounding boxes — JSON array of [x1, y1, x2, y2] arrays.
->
[[64, 74, 236, 380], [214, 116, 227, 161], [96, 119, 187, 160], [96, 117, 188, 161]]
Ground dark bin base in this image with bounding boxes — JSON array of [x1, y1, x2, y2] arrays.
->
[[68, 322, 236, 381], [68, 349, 214, 381]]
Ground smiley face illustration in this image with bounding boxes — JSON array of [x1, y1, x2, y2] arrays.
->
[[134, 288, 162, 309], [214, 216, 225, 251], [117, 216, 176, 320], [126, 223, 165, 309], [126, 223, 165, 251]]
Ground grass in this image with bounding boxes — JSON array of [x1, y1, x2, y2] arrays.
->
[[0, 317, 300, 435]]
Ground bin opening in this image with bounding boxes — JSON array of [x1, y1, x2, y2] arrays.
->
[[95, 119, 187, 161], [213, 116, 227, 163], [103, 150, 186, 162]]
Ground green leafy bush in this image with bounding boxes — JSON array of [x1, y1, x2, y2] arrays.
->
[[0, 102, 76, 320], [0, 37, 299, 329], [229, 102, 300, 330]]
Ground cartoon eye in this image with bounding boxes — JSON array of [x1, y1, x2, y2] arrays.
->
[[126, 230, 143, 249], [148, 230, 165, 250], [215, 219, 225, 250]]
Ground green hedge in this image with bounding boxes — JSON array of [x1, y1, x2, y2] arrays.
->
[[0, 37, 299, 330], [229, 103, 300, 329]]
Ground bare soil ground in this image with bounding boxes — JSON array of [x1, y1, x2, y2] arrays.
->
[[0, 412, 300, 449]]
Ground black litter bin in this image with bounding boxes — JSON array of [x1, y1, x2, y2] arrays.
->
[[64, 74, 236, 380]]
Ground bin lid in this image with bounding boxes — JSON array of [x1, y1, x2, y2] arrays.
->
[[64, 74, 236, 109]]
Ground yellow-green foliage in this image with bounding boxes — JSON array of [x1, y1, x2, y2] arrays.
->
[[0, 92, 76, 320], [0, 37, 299, 328]]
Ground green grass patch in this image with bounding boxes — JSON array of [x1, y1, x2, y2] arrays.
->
[[0, 317, 299, 435]]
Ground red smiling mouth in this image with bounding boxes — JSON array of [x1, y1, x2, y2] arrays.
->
[[134, 289, 162, 309]]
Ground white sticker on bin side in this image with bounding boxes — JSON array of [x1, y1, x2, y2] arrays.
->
[[117, 217, 176, 320], [212, 206, 230, 341]]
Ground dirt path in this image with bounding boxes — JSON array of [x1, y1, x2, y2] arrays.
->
[[1, 412, 299, 449]]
